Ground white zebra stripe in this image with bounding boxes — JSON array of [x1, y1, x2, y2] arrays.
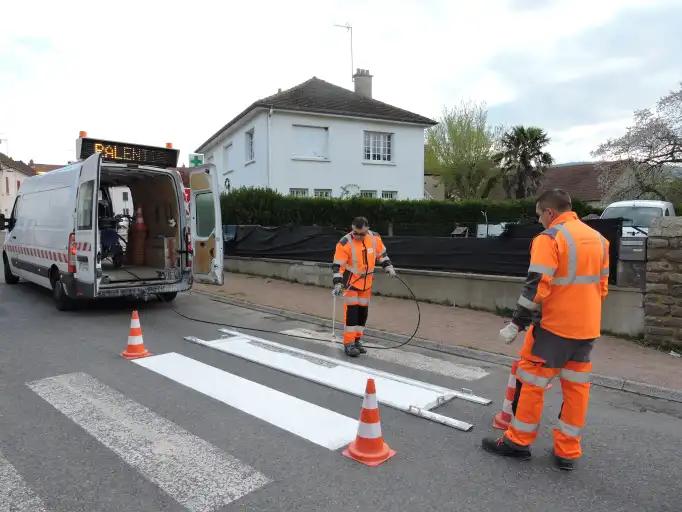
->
[[0, 448, 50, 511]]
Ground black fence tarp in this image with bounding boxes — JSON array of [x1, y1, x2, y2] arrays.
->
[[225, 219, 621, 283]]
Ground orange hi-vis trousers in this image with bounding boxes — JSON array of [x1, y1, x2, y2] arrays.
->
[[505, 326, 593, 460], [343, 289, 372, 346]]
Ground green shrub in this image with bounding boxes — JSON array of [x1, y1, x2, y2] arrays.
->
[[221, 188, 599, 234]]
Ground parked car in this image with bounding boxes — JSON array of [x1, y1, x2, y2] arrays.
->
[[600, 200, 675, 237]]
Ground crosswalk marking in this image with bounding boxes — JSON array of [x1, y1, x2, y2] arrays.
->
[[280, 328, 489, 381], [0, 447, 49, 512], [28, 372, 269, 512], [134, 353, 359, 450]]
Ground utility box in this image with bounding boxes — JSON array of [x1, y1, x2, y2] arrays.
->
[[617, 237, 647, 289]]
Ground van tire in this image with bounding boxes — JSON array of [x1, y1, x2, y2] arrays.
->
[[52, 275, 75, 311], [158, 292, 177, 303], [3, 254, 19, 284]]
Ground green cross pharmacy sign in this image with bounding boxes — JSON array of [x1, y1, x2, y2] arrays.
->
[[188, 153, 204, 167]]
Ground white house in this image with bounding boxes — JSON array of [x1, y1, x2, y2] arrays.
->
[[195, 70, 436, 200], [0, 153, 35, 218]]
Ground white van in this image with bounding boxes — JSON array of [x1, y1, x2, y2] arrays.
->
[[1, 135, 224, 309], [600, 200, 676, 237]]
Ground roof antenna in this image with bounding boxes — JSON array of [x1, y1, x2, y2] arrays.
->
[[333, 23, 353, 86]]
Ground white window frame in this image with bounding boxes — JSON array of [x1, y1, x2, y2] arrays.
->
[[381, 190, 398, 200], [223, 142, 234, 174], [363, 131, 393, 163], [314, 189, 332, 198], [245, 129, 255, 164], [360, 190, 377, 199], [289, 188, 309, 198], [292, 125, 330, 161]]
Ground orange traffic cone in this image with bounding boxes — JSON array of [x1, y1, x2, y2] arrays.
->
[[343, 378, 396, 466], [121, 310, 151, 359], [492, 361, 553, 430]]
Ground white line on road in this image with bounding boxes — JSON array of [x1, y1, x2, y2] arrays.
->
[[134, 353, 359, 450], [280, 328, 489, 381], [28, 372, 269, 512], [0, 448, 49, 512]]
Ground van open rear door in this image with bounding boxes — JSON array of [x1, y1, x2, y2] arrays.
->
[[74, 153, 101, 296], [189, 164, 224, 285]]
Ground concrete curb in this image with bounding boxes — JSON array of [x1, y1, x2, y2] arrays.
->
[[193, 290, 682, 404]]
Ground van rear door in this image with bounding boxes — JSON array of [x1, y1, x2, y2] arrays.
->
[[74, 153, 101, 296], [189, 164, 224, 285]]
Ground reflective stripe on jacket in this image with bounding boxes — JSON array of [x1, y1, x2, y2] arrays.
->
[[332, 231, 391, 291], [513, 211, 610, 339]]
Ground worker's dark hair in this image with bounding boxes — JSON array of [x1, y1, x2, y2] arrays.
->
[[352, 216, 369, 229], [536, 189, 572, 212]]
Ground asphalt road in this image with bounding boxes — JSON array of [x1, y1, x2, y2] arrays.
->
[[1, 269, 681, 511]]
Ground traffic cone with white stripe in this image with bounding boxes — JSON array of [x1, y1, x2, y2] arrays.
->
[[492, 361, 518, 430], [343, 378, 396, 466], [121, 310, 151, 359]]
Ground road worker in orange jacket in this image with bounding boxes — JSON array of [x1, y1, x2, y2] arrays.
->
[[482, 189, 610, 471], [332, 216, 397, 357]]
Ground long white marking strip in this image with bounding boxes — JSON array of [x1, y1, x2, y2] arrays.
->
[[192, 330, 490, 409], [281, 328, 489, 381], [27, 372, 269, 512], [134, 353, 358, 450], [0, 448, 49, 512]]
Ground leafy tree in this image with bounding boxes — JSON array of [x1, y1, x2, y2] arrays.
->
[[425, 102, 502, 200], [496, 126, 553, 199], [594, 83, 682, 201]]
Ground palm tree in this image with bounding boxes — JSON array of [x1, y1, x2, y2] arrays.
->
[[496, 126, 554, 199]]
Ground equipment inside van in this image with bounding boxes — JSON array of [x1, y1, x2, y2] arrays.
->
[[2, 134, 223, 309]]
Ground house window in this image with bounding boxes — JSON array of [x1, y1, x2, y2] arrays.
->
[[363, 131, 392, 162], [314, 189, 332, 198], [5, 177, 9, 194], [122, 191, 129, 202], [16, 180, 21, 191], [293, 125, 329, 159], [289, 188, 309, 197], [245, 129, 255, 162], [382, 190, 398, 200], [223, 143, 233, 174], [360, 190, 377, 198]]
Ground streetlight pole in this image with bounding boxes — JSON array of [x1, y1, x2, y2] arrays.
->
[[333, 23, 353, 85]]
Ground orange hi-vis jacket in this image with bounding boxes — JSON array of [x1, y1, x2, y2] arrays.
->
[[332, 231, 392, 291], [512, 211, 610, 340]]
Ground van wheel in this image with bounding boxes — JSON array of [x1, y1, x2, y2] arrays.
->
[[158, 292, 177, 303], [52, 275, 75, 311], [3, 254, 19, 284]]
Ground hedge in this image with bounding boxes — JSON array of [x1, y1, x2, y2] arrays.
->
[[220, 188, 600, 234]]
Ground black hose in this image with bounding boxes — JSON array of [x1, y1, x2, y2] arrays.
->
[[171, 273, 421, 351]]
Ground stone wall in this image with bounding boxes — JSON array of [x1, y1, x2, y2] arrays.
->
[[645, 217, 682, 349]]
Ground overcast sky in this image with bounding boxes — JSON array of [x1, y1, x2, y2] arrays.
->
[[1, 0, 680, 166]]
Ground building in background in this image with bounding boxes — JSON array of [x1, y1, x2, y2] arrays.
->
[[196, 70, 436, 200], [0, 153, 35, 217]]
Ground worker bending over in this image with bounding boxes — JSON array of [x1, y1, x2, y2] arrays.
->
[[483, 189, 609, 471], [332, 217, 397, 357]]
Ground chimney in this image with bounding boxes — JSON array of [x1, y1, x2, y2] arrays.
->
[[353, 68, 373, 98]]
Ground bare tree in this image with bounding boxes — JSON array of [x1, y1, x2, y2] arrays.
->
[[594, 83, 682, 201]]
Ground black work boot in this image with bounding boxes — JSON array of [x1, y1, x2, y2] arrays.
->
[[344, 344, 361, 357], [553, 453, 576, 471], [354, 340, 367, 354], [482, 436, 531, 460]]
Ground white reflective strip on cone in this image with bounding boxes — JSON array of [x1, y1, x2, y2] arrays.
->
[[507, 373, 517, 388], [357, 421, 382, 439], [502, 398, 513, 415], [127, 335, 144, 346], [130, 318, 141, 329], [362, 393, 378, 410]]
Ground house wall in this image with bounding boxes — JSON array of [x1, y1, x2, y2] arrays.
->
[[201, 110, 427, 200], [201, 110, 270, 194], [0, 167, 30, 217]]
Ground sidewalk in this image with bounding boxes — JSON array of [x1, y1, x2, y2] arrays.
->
[[195, 272, 682, 393]]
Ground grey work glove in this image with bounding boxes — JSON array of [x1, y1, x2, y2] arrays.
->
[[386, 266, 397, 278], [332, 283, 344, 296], [499, 322, 520, 344]]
